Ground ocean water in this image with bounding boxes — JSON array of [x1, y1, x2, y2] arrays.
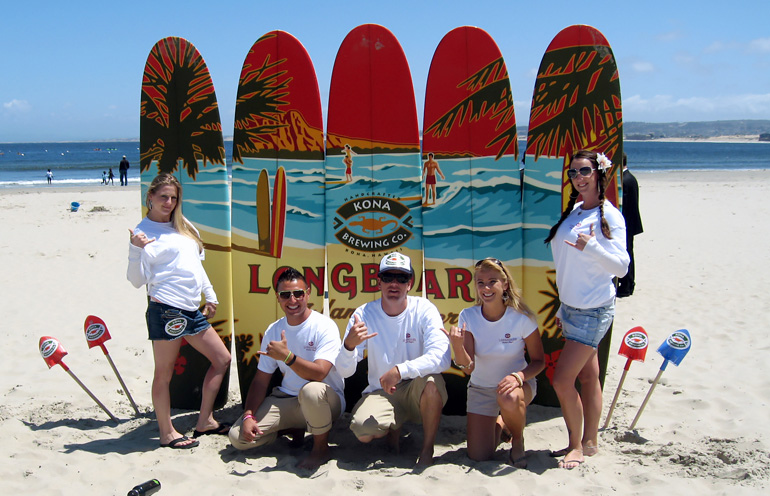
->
[[2, 139, 769, 188]]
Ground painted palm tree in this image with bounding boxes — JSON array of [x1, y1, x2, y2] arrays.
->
[[140, 37, 225, 179], [424, 57, 518, 160]]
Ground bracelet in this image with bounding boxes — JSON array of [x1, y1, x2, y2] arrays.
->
[[284, 351, 293, 364], [243, 414, 255, 421], [511, 372, 524, 388], [286, 353, 297, 366], [453, 360, 472, 370]]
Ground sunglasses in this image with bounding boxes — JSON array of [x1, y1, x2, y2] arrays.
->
[[567, 166, 595, 179], [475, 257, 504, 269], [379, 272, 411, 284], [277, 289, 308, 300]]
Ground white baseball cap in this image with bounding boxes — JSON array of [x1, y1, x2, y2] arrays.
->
[[379, 252, 413, 275]]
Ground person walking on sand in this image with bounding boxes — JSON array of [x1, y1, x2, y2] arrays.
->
[[228, 267, 345, 470], [108, 168, 115, 186], [336, 252, 450, 467], [102, 171, 108, 185], [445, 257, 544, 468], [46, 169, 53, 185], [544, 150, 629, 469], [119, 155, 130, 186], [127, 173, 232, 449], [422, 153, 445, 205], [617, 153, 643, 297]]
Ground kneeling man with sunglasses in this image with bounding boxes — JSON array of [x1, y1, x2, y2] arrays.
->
[[229, 267, 345, 470], [336, 252, 450, 466]]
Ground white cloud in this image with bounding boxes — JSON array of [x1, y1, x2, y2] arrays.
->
[[2, 99, 31, 112], [631, 61, 655, 73], [749, 37, 770, 53], [655, 30, 683, 43]]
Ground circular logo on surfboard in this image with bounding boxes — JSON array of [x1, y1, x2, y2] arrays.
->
[[333, 195, 414, 253]]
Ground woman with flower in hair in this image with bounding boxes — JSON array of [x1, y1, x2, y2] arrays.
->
[[445, 258, 544, 467], [545, 150, 629, 469], [127, 173, 231, 449]]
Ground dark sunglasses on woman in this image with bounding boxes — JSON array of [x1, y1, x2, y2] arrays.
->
[[567, 166, 595, 179]]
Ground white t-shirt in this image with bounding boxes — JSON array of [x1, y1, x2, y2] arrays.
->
[[127, 218, 216, 311], [336, 296, 450, 395], [551, 200, 629, 309], [460, 306, 538, 388], [258, 311, 346, 411]]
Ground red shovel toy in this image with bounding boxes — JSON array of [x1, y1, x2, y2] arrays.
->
[[602, 326, 649, 429], [84, 315, 140, 416], [39, 336, 118, 422]]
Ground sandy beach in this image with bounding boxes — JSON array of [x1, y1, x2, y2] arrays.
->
[[2, 171, 769, 495]]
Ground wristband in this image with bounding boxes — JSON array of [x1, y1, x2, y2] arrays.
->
[[284, 351, 293, 364], [453, 360, 472, 370], [286, 353, 297, 366], [243, 414, 255, 421], [511, 372, 524, 388]]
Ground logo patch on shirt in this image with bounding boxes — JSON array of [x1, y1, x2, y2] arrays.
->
[[304, 340, 317, 351], [165, 317, 187, 337], [500, 333, 517, 344], [404, 332, 416, 344]]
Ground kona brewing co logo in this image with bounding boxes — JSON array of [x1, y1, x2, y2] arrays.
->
[[86, 324, 106, 342], [667, 331, 690, 350], [40, 338, 58, 358], [624, 331, 648, 349], [333, 196, 413, 253]]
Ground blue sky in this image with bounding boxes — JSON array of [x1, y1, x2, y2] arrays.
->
[[2, 0, 769, 142]]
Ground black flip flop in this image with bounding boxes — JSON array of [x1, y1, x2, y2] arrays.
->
[[161, 435, 199, 449], [193, 422, 232, 438]]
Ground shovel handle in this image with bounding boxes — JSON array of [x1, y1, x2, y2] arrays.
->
[[629, 368, 664, 430], [602, 367, 629, 429], [65, 368, 119, 423]]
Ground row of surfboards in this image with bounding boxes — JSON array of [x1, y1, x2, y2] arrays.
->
[[139, 24, 623, 411]]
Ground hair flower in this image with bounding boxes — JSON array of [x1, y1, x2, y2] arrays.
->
[[596, 153, 612, 171]]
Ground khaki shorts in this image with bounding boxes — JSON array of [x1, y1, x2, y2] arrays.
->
[[466, 379, 536, 417], [350, 374, 447, 439]]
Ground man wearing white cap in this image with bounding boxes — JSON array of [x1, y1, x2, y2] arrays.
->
[[336, 252, 450, 466]]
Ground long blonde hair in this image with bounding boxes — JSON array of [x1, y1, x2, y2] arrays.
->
[[146, 173, 203, 252], [474, 258, 535, 320]]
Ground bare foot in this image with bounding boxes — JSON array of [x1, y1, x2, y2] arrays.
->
[[550, 443, 598, 457], [297, 448, 331, 470], [416, 448, 434, 467], [557, 448, 584, 469], [509, 439, 527, 469]]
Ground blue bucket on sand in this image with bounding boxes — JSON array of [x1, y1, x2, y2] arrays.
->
[[70, 202, 80, 212]]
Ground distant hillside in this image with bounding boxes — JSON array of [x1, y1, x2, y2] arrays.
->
[[623, 120, 770, 140]]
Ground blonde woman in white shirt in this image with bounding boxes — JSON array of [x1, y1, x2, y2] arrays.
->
[[446, 258, 544, 468], [128, 173, 231, 449]]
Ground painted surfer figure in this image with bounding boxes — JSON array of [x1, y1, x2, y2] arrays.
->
[[127, 173, 232, 449], [545, 150, 629, 469], [422, 153, 445, 205], [445, 257, 544, 467], [228, 267, 345, 470], [342, 144, 356, 182], [336, 252, 451, 466]]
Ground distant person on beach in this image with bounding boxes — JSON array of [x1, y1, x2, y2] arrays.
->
[[127, 173, 231, 450], [544, 150, 629, 469], [336, 252, 450, 466], [422, 153, 445, 205], [119, 155, 130, 186], [617, 153, 643, 297], [108, 168, 115, 186], [102, 171, 107, 185], [445, 257, 544, 467], [46, 169, 53, 185], [228, 267, 345, 470]]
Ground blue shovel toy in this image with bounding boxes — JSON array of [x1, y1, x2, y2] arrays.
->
[[629, 329, 691, 430]]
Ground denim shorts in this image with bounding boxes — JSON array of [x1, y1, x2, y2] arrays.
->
[[559, 301, 615, 348], [146, 300, 211, 341]]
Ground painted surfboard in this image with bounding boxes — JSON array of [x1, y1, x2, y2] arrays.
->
[[522, 25, 623, 406], [325, 24, 422, 407], [139, 37, 233, 409], [231, 31, 325, 401], [422, 26, 521, 414]]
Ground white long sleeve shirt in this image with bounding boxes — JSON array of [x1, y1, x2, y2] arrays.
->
[[551, 200, 629, 309], [336, 296, 450, 394], [127, 218, 217, 311]]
